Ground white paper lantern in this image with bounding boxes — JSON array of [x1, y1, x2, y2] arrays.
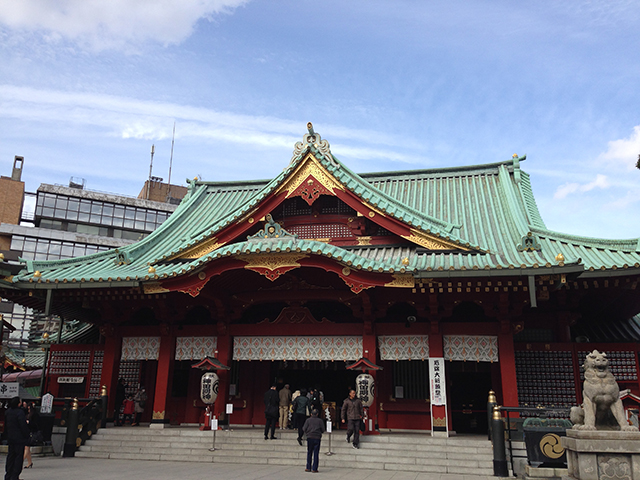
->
[[356, 373, 375, 407], [200, 372, 219, 404]]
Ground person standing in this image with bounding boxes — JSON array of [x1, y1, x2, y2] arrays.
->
[[23, 403, 40, 469], [263, 385, 279, 440], [132, 386, 147, 426], [302, 409, 325, 473], [4, 396, 29, 480], [341, 388, 363, 449], [292, 388, 310, 446], [114, 378, 127, 426], [278, 383, 292, 430]]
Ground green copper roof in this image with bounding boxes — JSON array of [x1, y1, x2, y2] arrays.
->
[[8, 127, 640, 286]]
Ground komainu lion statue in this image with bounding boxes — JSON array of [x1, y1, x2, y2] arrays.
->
[[570, 350, 638, 431]]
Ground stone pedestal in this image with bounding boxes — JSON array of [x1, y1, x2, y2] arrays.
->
[[562, 430, 640, 480], [525, 465, 568, 480]]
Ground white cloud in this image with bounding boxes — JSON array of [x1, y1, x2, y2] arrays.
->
[[0, 0, 248, 50], [553, 174, 610, 199], [0, 84, 424, 164], [600, 125, 640, 171], [604, 191, 640, 210]]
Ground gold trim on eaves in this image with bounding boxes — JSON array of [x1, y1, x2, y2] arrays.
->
[[143, 282, 170, 294], [385, 274, 415, 288], [402, 229, 469, 251], [237, 253, 309, 272], [169, 237, 225, 261]]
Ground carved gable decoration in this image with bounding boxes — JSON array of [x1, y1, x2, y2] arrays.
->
[[278, 154, 345, 206], [259, 306, 332, 325], [237, 252, 308, 281], [247, 214, 297, 242], [517, 232, 542, 252]]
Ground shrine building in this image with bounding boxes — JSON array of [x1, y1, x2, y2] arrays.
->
[[1, 123, 639, 434]]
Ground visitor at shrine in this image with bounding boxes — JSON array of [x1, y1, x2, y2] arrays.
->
[[264, 385, 279, 440], [278, 383, 292, 430], [309, 388, 323, 414], [122, 395, 135, 424], [341, 388, 363, 449], [132, 387, 147, 426], [114, 378, 128, 426], [302, 409, 325, 473], [292, 388, 310, 445], [4, 396, 29, 480]]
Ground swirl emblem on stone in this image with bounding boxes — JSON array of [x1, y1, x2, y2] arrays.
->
[[540, 433, 565, 459]]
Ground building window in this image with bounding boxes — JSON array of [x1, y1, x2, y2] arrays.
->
[[392, 360, 430, 400]]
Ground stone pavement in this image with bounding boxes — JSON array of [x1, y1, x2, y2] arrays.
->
[[5, 456, 500, 480]]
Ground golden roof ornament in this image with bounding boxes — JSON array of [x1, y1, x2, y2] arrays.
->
[[0, 253, 4, 261], [512, 154, 518, 158], [33, 271, 41, 278], [148, 266, 156, 274], [402, 257, 410, 266], [555, 253, 565, 263]]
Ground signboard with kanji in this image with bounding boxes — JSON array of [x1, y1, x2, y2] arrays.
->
[[0, 382, 19, 399], [429, 358, 446, 406], [41, 393, 54, 414]]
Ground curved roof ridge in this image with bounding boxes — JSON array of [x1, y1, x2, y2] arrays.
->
[[517, 170, 546, 229], [360, 156, 526, 180], [325, 150, 463, 235], [532, 226, 640, 251]]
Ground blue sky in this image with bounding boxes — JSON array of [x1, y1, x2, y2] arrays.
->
[[0, 0, 639, 239]]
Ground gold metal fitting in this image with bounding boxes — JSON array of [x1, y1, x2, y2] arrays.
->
[[555, 253, 565, 263], [72, 398, 79, 410], [148, 266, 156, 274], [488, 390, 497, 404], [0, 253, 4, 261], [402, 257, 410, 266], [512, 154, 518, 158], [42, 332, 49, 340], [492, 405, 501, 420], [33, 271, 41, 278], [21, 358, 26, 364], [100, 385, 108, 397]]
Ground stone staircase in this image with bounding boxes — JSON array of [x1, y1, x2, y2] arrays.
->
[[76, 427, 494, 474]]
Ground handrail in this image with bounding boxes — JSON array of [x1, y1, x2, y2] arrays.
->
[[500, 406, 570, 476]]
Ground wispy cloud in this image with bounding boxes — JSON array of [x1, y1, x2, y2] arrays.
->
[[0, 0, 249, 51], [0, 85, 426, 164], [600, 125, 640, 171], [553, 174, 610, 199]]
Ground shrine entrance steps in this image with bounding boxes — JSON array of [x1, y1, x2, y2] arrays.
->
[[77, 426, 494, 475]]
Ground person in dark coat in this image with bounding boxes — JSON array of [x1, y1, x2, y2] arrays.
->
[[292, 388, 310, 446], [263, 385, 279, 440], [341, 388, 364, 449], [4, 396, 30, 480], [114, 378, 127, 426], [302, 409, 325, 473]]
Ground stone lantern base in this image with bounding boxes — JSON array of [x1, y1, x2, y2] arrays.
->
[[561, 430, 640, 480]]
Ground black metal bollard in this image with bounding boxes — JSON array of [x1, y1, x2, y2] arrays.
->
[[100, 385, 108, 428], [487, 390, 497, 441], [63, 398, 80, 457], [492, 405, 509, 477]]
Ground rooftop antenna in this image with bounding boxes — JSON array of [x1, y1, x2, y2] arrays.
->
[[167, 122, 176, 201], [147, 144, 155, 200]]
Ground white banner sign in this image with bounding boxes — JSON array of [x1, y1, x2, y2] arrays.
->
[[429, 358, 446, 406], [41, 393, 54, 414], [57, 377, 85, 384], [0, 383, 19, 399]]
